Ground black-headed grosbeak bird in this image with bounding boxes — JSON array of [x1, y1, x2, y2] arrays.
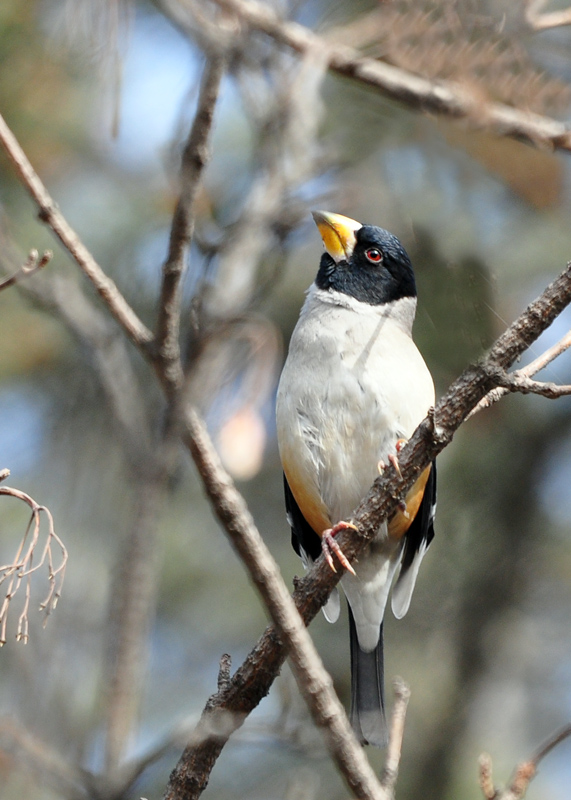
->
[[276, 211, 436, 747]]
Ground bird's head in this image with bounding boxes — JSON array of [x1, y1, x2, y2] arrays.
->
[[312, 210, 417, 305]]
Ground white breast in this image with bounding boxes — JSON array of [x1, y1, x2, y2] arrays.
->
[[276, 285, 434, 526], [276, 285, 435, 651]]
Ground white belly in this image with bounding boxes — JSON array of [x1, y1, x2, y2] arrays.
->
[[276, 286, 434, 527], [276, 286, 435, 650]]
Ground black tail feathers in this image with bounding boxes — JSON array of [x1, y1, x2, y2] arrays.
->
[[348, 605, 387, 748]]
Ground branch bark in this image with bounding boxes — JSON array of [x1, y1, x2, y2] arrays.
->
[[208, 0, 571, 151], [156, 52, 225, 379]]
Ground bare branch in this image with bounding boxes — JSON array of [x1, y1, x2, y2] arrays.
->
[[526, 1, 571, 31], [478, 724, 571, 800], [380, 679, 411, 793], [479, 753, 497, 800], [530, 722, 571, 766], [469, 328, 571, 417], [156, 52, 226, 375], [493, 369, 571, 398], [0, 249, 52, 292], [208, 0, 571, 151], [0, 486, 67, 645], [0, 112, 153, 349]]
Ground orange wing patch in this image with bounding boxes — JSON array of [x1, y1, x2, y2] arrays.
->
[[388, 465, 431, 540], [282, 460, 331, 537]]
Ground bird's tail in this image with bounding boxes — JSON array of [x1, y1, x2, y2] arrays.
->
[[348, 605, 387, 748]]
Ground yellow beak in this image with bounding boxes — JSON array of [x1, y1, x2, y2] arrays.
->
[[312, 210, 362, 262]]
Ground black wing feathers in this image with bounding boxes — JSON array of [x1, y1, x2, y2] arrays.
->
[[399, 460, 437, 575], [283, 473, 322, 560]]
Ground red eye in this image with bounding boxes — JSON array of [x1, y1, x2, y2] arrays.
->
[[365, 247, 382, 263]]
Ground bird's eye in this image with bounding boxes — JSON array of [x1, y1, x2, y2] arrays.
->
[[365, 248, 382, 263]]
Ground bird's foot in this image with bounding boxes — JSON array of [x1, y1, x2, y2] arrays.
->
[[322, 521, 357, 576], [388, 438, 407, 478]]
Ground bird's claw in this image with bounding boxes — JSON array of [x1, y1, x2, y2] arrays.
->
[[322, 521, 357, 576], [388, 452, 402, 479], [388, 438, 407, 478]]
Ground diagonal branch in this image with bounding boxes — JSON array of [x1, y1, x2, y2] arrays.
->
[[209, 0, 571, 151], [0, 112, 153, 349], [156, 52, 225, 376]]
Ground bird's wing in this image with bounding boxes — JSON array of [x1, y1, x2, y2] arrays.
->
[[283, 474, 340, 623], [391, 460, 437, 620]]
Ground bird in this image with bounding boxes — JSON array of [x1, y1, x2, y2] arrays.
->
[[275, 210, 436, 748]]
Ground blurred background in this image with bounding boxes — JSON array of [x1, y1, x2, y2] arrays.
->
[[1, 0, 571, 798]]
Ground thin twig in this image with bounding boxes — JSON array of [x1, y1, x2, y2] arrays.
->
[[0, 486, 67, 644], [468, 328, 571, 417], [156, 52, 226, 376], [0, 249, 51, 292], [530, 722, 571, 767], [494, 370, 571, 398], [479, 723, 571, 800], [526, 1, 571, 31], [380, 679, 411, 795], [479, 753, 497, 800], [209, 0, 571, 151], [0, 112, 153, 349]]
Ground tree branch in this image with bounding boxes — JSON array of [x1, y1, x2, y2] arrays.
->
[[526, 1, 571, 31], [380, 679, 411, 793], [492, 369, 571, 398], [469, 328, 571, 416], [478, 723, 571, 800], [0, 112, 153, 349], [156, 52, 225, 377], [208, 0, 571, 151]]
